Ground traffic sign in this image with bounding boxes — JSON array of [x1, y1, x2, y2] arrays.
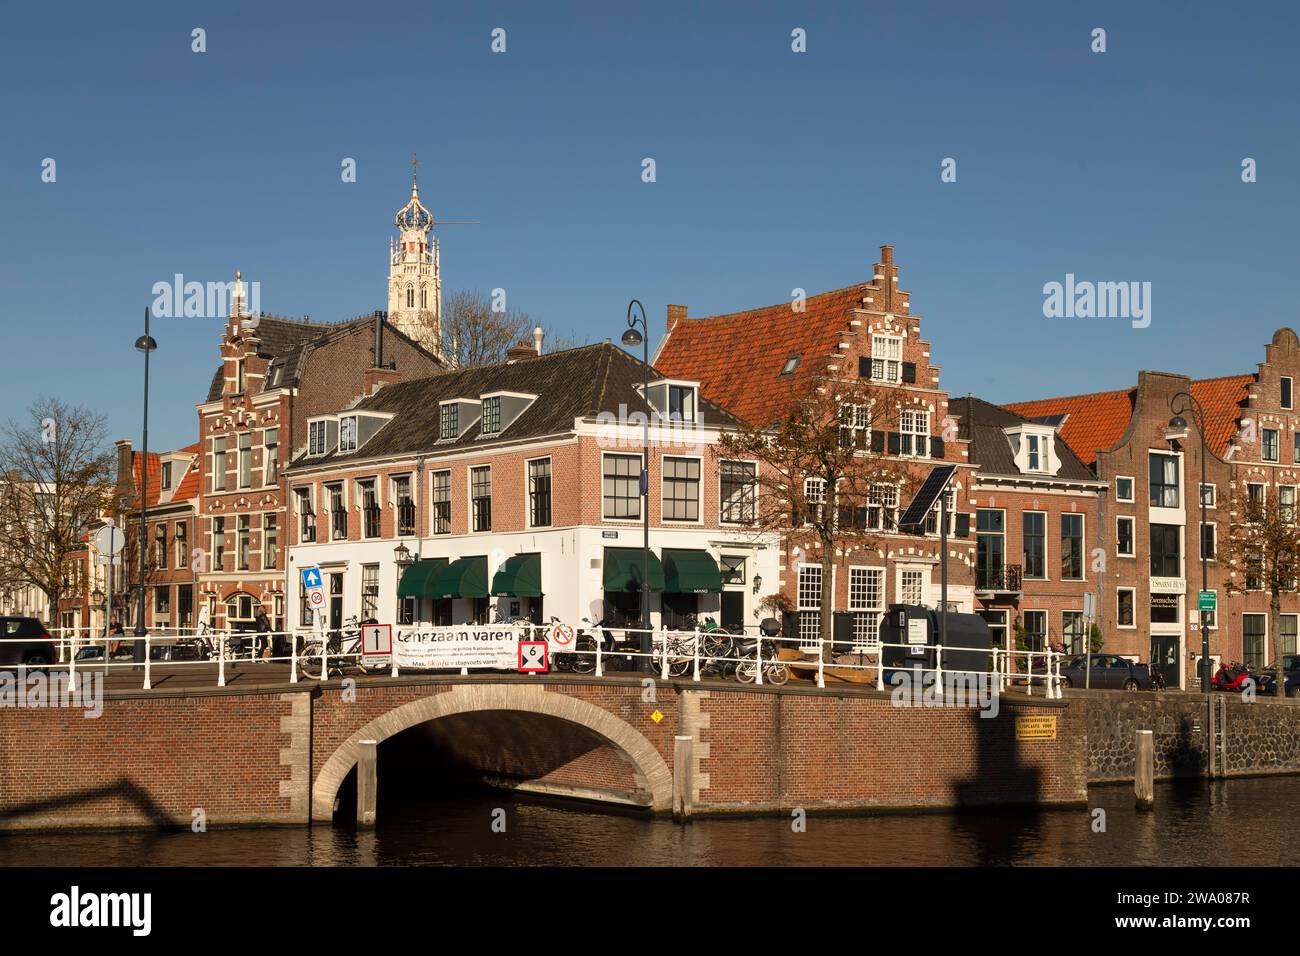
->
[[518, 641, 549, 673], [300, 567, 323, 589], [308, 590, 324, 607], [1198, 591, 1217, 612], [94, 524, 125, 564], [362, 623, 392, 655]]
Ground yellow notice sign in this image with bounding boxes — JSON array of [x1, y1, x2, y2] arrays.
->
[[1015, 716, 1057, 741]]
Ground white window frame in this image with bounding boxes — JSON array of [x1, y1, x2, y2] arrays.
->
[[1200, 482, 1216, 509], [338, 415, 359, 454], [1116, 587, 1137, 629], [899, 409, 930, 459], [1263, 427, 1280, 463], [1022, 509, 1048, 580], [1116, 515, 1135, 557], [661, 455, 703, 524], [1201, 521, 1217, 562], [847, 566, 885, 650], [796, 563, 824, 650], [1114, 475, 1134, 503], [869, 334, 903, 384]]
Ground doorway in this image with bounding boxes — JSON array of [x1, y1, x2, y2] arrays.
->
[[328, 572, 344, 631], [1151, 635, 1180, 689], [721, 591, 745, 632]]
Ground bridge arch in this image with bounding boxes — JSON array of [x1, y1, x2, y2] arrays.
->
[[311, 684, 673, 820]]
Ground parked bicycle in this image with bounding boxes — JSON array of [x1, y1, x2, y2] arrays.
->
[[299, 616, 377, 679]]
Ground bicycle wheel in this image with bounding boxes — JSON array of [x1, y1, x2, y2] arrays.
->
[[765, 663, 790, 686], [668, 655, 692, 678], [735, 659, 757, 684], [571, 637, 597, 675], [298, 644, 324, 679]]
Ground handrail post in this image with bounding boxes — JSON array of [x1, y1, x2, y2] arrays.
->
[[290, 632, 299, 684], [594, 629, 603, 677], [217, 630, 227, 687], [876, 644, 884, 691], [755, 632, 764, 686], [390, 631, 399, 678], [660, 628, 670, 681], [69, 636, 77, 682], [816, 636, 825, 689], [934, 643, 944, 702], [1026, 650, 1034, 696], [143, 635, 152, 690], [692, 627, 700, 682]]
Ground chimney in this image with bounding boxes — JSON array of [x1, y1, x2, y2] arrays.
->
[[114, 440, 134, 510], [373, 310, 385, 369], [667, 304, 687, 332], [364, 366, 402, 395], [533, 326, 544, 356], [507, 340, 540, 363], [880, 244, 893, 265]]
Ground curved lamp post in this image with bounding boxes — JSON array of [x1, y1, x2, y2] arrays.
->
[[1168, 390, 1210, 693], [134, 309, 157, 667], [621, 300, 652, 670]]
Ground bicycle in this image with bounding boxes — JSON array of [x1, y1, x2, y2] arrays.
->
[[733, 637, 790, 686], [299, 616, 368, 679]]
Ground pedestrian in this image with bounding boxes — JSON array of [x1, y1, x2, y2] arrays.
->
[[254, 607, 273, 661], [109, 618, 124, 655]]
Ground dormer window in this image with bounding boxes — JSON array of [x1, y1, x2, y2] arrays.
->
[[308, 420, 329, 456], [668, 385, 696, 423], [781, 355, 800, 377], [339, 416, 358, 453], [439, 403, 459, 441], [161, 461, 173, 491], [1026, 433, 1046, 471], [481, 396, 502, 436]]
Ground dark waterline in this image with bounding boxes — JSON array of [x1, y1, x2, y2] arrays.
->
[[1, 775, 1295, 867]]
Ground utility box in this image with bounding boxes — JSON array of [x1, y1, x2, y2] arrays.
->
[[879, 604, 992, 674], [832, 611, 854, 656]]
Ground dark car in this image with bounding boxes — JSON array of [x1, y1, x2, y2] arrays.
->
[[0, 617, 58, 667], [1255, 655, 1300, 697], [1059, 653, 1152, 690]]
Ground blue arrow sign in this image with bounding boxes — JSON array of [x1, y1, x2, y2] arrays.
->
[[300, 567, 323, 589]]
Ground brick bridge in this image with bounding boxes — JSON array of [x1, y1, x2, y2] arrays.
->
[[0, 670, 1086, 831]]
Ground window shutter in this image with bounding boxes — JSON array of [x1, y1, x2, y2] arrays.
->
[[887, 432, 901, 455], [902, 362, 917, 384], [858, 356, 870, 378], [871, 431, 885, 453], [930, 436, 945, 458], [955, 513, 971, 538]]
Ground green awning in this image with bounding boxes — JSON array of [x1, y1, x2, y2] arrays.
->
[[430, 556, 489, 600], [491, 553, 543, 597], [662, 549, 723, 594], [603, 547, 665, 593], [396, 558, 448, 598]]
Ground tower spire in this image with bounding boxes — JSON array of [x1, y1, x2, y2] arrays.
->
[[387, 161, 443, 362]]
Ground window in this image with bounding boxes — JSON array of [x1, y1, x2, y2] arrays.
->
[[1295, 432, 1300, 464], [1023, 511, 1046, 579], [263, 428, 279, 486], [720, 460, 756, 524], [866, 484, 899, 531], [236, 515, 250, 570], [923, 487, 956, 536], [263, 514, 277, 570], [1150, 524, 1181, 578], [976, 509, 1006, 590], [339, 416, 358, 453], [327, 483, 347, 540], [1284, 376, 1293, 410], [1023, 610, 1048, 652], [308, 421, 328, 457], [213, 437, 227, 491], [394, 475, 415, 536], [1281, 615, 1298, 657], [1201, 523, 1216, 560], [294, 488, 315, 542], [1148, 454, 1179, 508], [662, 457, 701, 521], [481, 397, 502, 436], [603, 454, 642, 520], [155, 525, 167, 570], [668, 385, 696, 423], [1263, 428, 1280, 462], [899, 410, 930, 458], [431, 471, 451, 534], [1248, 483, 1266, 508], [439, 404, 459, 441], [236, 359, 245, 394], [175, 521, 187, 568], [161, 461, 172, 491], [800, 477, 827, 526], [212, 517, 225, 570], [838, 404, 871, 450], [1281, 485, 1296, 523], [238, 433, 252, 488], [796, 566, 823, 645], [900, 569, 924, 605], [1115, 476, 1134, 502], [1062, 611, 1086, 655], [1060, 513, 1084, 580], [870, 334, 902, 383], [471, 466, 492, 532], [155, 586, 170, 615], [1243, 614, 1267, 672], [720, 555, 746, 586], [359, 479, 380, 538], [848, 567, 884, 648], [781, 355, 800, 376], [1117, 516, 1135, 556], [1246, 548, 1264, 591], [1117, 588, 1135, 627], [1025, 433, 1047, 472], [361, 565, 379, 621], [528, 458, 552, 528], [1200, 483, 1216, 508]]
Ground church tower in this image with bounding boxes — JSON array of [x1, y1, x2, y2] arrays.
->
[[387, 157, 443, 360]]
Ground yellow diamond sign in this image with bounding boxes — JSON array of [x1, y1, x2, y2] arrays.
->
[[651, 710, 664, 723]]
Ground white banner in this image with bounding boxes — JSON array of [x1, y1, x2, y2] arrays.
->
[[394, 625, 521, 670]]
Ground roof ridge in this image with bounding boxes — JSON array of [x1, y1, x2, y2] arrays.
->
[[679, 281, 872, 324]]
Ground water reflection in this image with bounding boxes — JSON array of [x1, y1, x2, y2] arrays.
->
[[1, 776, 1294, 867]]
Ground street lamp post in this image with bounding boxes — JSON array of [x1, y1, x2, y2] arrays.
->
[[622, 300, 652, 672], [1168, 391, 1210, 693], [134, 308, 158, 667]]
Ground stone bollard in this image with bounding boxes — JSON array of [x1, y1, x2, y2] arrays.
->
[[357, 739, 378, 827], [1135, 729, 1155, 811], [673, 735, 694, 823]]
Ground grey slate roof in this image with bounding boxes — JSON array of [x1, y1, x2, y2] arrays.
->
[[289, 342, 742, 469], [949, 396, 1097, 482]]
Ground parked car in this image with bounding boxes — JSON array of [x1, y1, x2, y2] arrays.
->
[[1059, 653, 1152, 690], [1255, 655, 1300, 697], [0, 616, 58, 667]]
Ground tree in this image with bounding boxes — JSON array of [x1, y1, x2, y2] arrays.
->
[[442, 290, 532, 368], [0, 399, 114, 619], [717, 375, 918, 659], [1220, 485, 1300, 697]]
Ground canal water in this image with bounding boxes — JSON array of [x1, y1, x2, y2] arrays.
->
[[0, 774, 1293, 866]]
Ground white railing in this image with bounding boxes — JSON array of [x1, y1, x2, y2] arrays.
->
[[0, 622, 1065, 700]]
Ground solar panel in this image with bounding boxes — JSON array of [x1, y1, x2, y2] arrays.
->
[[897, 463, 957, 532]]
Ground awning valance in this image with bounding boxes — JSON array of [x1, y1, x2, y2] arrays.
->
[[602, 547, 665, 593], [430, 556, 489, 600], [491, 553, 543, 597], [662, 549, 723, 594], [396, 558, 449, 599]]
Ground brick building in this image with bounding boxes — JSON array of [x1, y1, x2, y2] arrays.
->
[[949, 397, 1107, 657], [1007, 328, 1300, 687], [283, 340, 781, 632], [654, 245, 979, 644]]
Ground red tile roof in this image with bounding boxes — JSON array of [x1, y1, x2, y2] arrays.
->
[[130, 452, 163, 508], [1005, 373, 1254, 466], [129, 442, 202, 507], [654, 282, 874, 427]]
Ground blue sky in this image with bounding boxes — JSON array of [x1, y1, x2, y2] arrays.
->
[[3, 0, 1299, 450]]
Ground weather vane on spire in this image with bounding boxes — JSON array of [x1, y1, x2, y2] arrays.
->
[[411, 152, 418, 185]]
